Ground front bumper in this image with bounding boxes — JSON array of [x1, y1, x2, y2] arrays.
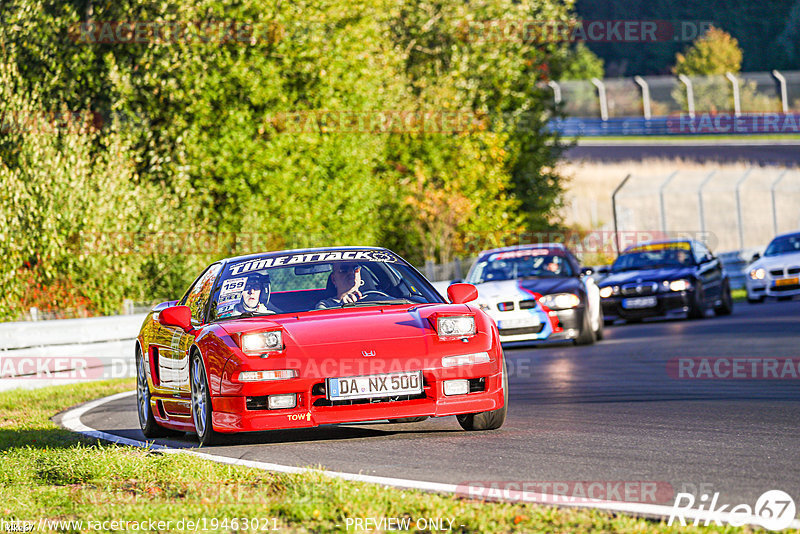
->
[[746, 277, 800, 299], [209, 364, 505, 433], [601, 291, 693, 322], [489, 308, 584, 344]]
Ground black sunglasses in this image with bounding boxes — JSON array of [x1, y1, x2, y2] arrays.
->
[[335, 264, 360, 273]]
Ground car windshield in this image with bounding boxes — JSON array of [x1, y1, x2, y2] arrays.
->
[[467, 249, 573, 283], [210, 250, 443, 321], [612, 243, 695, 272], [764, 234, 800, 257]]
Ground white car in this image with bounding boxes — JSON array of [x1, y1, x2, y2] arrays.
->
[[462, 243, 603, 345], [746, 231, 800, 302]]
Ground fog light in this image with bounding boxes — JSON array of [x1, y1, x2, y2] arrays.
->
[[268, 394, 296, 410], [443, 379, 469, 396]]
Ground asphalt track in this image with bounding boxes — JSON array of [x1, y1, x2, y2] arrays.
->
[[566, 143, 800, 166], [66, 300, 800, 517]]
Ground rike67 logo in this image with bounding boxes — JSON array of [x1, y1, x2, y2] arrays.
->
[[669, 490, 797, 530]]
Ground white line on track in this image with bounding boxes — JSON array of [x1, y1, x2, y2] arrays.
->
[[61, 391, 800, 530]]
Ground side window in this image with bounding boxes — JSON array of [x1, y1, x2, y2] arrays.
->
[[694, 243, 711, 263], [182, 263, 222, 325]]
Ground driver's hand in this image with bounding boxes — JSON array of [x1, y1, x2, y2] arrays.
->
[[338, 289, 362, 304]]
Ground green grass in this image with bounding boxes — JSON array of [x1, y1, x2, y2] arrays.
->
[[732, 289, 748, 302], [0, 380, 759, 533]]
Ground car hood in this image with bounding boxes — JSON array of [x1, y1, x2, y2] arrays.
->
[[218, 304, 488, 375], [751, 252, 800, 271], [600, 266, 695, 286], [475, 278, 579, 301]]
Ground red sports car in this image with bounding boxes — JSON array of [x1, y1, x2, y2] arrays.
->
[[136, 247, 507, 445]]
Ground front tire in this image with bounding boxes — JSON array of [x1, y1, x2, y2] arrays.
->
[[574, 308, 596, 345], [457, 359, 507, 431], [190, 352, 221, 446], [594, 306, 604, 341], [714, 281, 734, 316], [136, 346, 169, 439], [687, 285, 705, 319]]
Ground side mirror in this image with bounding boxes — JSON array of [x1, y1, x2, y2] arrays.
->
[[750, 252, 761, 263], [447, 283, 478, 304], [159, 305, 192, 331]]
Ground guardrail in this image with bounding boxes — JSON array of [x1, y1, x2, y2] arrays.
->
[[0, 314, 145, 391]]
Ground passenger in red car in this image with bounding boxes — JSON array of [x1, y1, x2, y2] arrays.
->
[[315, 263, 364, 308]]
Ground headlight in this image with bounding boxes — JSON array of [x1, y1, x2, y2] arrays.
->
[[599, 286, 614, 299], [441, 352, 490, 367], [749, 268, 765, 280], [436, 316, 476, 338], [237, 370, 296, 382], [538, 293, 581, 310], [241, 331, 284, 353], [668, 279, 691, 292]]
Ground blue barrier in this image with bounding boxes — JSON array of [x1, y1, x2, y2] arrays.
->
[[549, 113, 800, 137]]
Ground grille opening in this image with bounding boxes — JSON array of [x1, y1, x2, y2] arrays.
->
[[788, 267, 800, 275], [246, 394, 299, 411], [469, 377, 486, 393], [774, 284, 800, 292], [770, 269, 785, 276], [497, 301, 515, 311], [499, 324, 545, 336], [246, 396, 270, 411], [518, 300, 538, 309], [313, 392, 426, 407]]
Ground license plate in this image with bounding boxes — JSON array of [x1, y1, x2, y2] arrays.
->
[[497, 317, 541, 329], [327, 371, 422, 401], [775, 277, 799, 287], [622, 296, 657, 309]]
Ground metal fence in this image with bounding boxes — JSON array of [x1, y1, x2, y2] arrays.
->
[[547, 70, 800, 136], [612, 168, 800, 253], [549, 71, 800, 119]]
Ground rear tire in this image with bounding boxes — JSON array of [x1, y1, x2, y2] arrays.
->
[[190, 352, 222, 446], [457, 359, 507, 431], [714, 281, 734, 316], [136, 346, 169, 439]]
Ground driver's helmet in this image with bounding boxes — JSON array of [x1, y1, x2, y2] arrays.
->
[[545, 256, 562, 272], [243, 273, 271, 305]]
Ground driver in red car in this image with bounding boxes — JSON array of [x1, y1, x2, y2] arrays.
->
[[315, 263, 365, 308]]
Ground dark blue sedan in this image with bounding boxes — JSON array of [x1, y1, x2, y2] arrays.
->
[[598, 239, 733, 324]]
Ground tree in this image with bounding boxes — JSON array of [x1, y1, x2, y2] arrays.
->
[[674, 26, 742, 76]]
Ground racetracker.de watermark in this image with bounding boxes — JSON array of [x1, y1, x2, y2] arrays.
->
[[668, 113, 800, 135], [457, 480, 675, 504], [0, 110, 148, 135], [0, 357, 133, 380], [462, 230, 717, 256], [458, 19, 713, 43], [68, 21, 282, 45], [668, 357, 800, 380]]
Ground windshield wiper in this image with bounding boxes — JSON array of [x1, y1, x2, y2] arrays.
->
[[230, 310, 276, 319], [341, 298, 414, 308]]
